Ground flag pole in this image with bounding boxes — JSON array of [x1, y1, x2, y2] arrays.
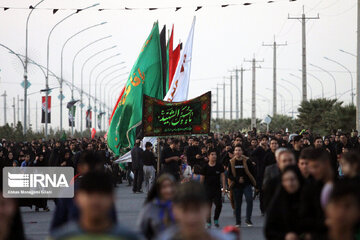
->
[[157, 137, 161, 175]]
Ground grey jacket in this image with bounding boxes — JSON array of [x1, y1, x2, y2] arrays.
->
[[262, 163, 280, 189], [137, 201, 175, 240]]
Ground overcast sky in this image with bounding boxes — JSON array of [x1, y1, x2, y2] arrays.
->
[[0, 0, 356, 132]]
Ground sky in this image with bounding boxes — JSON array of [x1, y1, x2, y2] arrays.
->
[[0, 0, 357, 132]]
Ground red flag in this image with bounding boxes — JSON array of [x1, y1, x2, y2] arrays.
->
[[91, 128, 96, 139], [170, 43, 181, 83], [109, 86, 125, 125], [41, 96, 51, 123]]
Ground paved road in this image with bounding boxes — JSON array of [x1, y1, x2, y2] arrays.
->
[[22, 183, 265, 240]]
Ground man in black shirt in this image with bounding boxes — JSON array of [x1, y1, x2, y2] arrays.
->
[[200, 148, 225, 229], [142, 142, 156, 193], [131, 139, 144, 193], [250, 135, 269, 214], [161, 139, 181, 180], [292, 135, 304, 162], [186, 138, 201, 167], [228, 144, 257, 227]]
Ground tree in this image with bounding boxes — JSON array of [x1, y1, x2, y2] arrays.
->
[[297, 98, 355, 136], [268, 114, 298, 132], [334, 104, 356, 133], [211, 118, 261, 133]]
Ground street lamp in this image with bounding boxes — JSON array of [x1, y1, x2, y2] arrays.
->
[[98, 70, 128, 130], [80, 45, 117, 132], [60, 21, 107, 132], [102, 74, 128, 128], [304, 70, 325, 98], [93, 63, 126, 130], [88, 55, 122, 114], [339, 49, 359, 131], [289, 73, 313, 99], [324, 56, 354, 105], [24, 0, 46, 135], [94, 64, 126, 108], [309, 63, 337, 99], [265, 88, 285, 114], [45, 3, 100, 138], [281, 78, 302, 97], [278, 83, 294, 118], [108, 80, 128, 108], [70, 35, 112, 134], [104, 75, 128, 108], [256, 94, 271, 116], [339, 49, 356, 58]]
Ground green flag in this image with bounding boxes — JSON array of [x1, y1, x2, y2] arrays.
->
[[107, 22, 164, 156]]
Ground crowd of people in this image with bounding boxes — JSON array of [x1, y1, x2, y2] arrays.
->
[[0, 128, 360, 240]]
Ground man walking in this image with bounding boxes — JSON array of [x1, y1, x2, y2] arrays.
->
[[131, 139, 144, 193], [161, 139, 181, 180], [228, 145, 257, 227], [142, 142, 156, 193], [200, 149, 226, 228]]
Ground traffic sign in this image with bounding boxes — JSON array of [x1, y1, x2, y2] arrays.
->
[[58, 94, 65, 100], [264, 115, 272, 124], [20, 80, 31, 89]]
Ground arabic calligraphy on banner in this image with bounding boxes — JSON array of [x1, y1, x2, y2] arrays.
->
[[142, 91, 211, 136]]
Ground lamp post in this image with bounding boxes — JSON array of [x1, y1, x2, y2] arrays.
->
[[108, 80, 128, 109], [304, 71, 325, 98], [88, 55, 122, 126], [339, 48, 358, 130], [281, 78, 302, 97], [339, 49, 356, 58], [80, 45, 117, 132], [256, 94, 271, 116], [98, 71, 128, 130], [324, 57, 354, 104], [71, 36, 112, 134], [310, 63, 337, 99], [60, 21, 107, 132], [103, 75, 128, 109], [289, 73, 313, 99], [45, 3, 99, 138], [278, 83, 294, 118], [102, 75, 128, 126], [24, 0, 46, 135], [99, 72, 128, 112], [265, 88, 285, 114], [93, 63, 126, 130]]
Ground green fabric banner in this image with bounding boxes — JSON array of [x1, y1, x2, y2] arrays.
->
[[107, 22, 164, 156]]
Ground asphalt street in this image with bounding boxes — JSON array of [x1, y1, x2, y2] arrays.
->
[[21, 182, 265, 240]]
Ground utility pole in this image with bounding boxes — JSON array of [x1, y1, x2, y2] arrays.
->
[[239, 67, 249, 119], [28, 98, 30, 129], [36, 101, 38, 132], [232, 67, 251, 120], [223, 81, 226, 120], [12, 97, 15, 128], [230, 75, 233, 120], [245, 56, 263, 129], [289, 6, 319, 102], [357, 0, 360, 130], [263, 36, 287, 116], [235, 69, 239, 119], [216, 85, 219, 119], [1, 91, 6, 125], [17, 95, 19, 125]]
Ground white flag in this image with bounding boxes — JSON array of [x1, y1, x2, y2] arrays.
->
[[164, 17, 195, 102]]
